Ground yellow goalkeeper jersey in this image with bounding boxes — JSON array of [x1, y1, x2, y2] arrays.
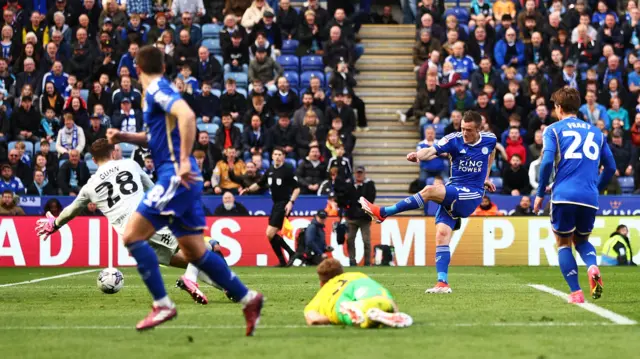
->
[[304, 272, 371, 324]]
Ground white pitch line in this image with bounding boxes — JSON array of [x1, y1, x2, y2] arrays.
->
[[0, 322, 621, 330], [0, 269, 99, 288], [528, 284, 638, 325]]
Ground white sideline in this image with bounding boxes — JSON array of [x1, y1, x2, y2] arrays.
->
[[0, 269, 99, 288], [528, 284, 638, 325], [0, 322, 623, 331]]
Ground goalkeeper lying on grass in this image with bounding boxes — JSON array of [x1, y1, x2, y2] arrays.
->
[[304, 258, 413, 328]]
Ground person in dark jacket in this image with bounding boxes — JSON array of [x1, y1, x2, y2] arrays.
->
[[215, 113, 243, 153], [471, 59, 502, 99], [278, 0, 299, 39], [220, 78, 248, 123], [222, 31, 250, 73], [84, 115, 106, 152], [296, 146, 326, 194], [501, 154, 530, 195], [467, 25, 495, 63], [213, 191, 250, 216], [242, 113, 267, 161], [111, 97, 143, 133], [26, 169, 56, 196], [322, 26, 354, 70], [324, 92, 355, 134], [250, 11, 282, 50], [266, 113, 296, 158], [174, 29, 198, 68], [295, 9, 325, 57], [302, 210, 329, 265], [12, 96, 41, 143], [270, 76, 299, 117], [57, 149, 90, 195], [194, 46, 224, 89], [195, 82, 221, 122], [87, 81, 112, 116], [228, 160, 263, 192], [7, 149, 32, 189], [512, 196, 534, 216], [412, 76, 449, 124], [194, 131, 223, 170], [346, 166, 376, 266]]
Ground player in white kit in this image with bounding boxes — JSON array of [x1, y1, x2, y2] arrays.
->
[[36, 139, 221, 304]]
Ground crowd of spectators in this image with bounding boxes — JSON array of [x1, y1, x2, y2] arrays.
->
[[0, 0, 393, 201], [409, 0, 640, 195]]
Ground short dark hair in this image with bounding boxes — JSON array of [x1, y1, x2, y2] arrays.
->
[[551, 87, 581, 114], [90, 138, 114, 162], [273, 146, 285, 155], [462, 110, 482, 127], [221, 112, 232, 118], [135, 45, 164, 75], [2, 189, 13, 196]]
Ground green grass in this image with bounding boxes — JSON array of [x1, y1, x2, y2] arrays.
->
[[1, 266, 639, 359]]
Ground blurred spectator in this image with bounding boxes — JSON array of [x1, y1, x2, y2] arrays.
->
[[448, 80, 474, 114], [278, 0, 299, 40], [325, 92, 355, 133], [57, 113, 86, 156], [118, 42, 139, 80], [0, 190, 24, 215], [418, 14, 444, 44], [215, 113, 243, 152], [579, 90, 610, 127], [0, 164, 24, 194], [15, 59, 41, 98], [471, 57, 501, 97], [401, 75, 447, 125], [326, 143, 352, 181], [346, 166, 376, 266], [495, 28, 525, 72], [498, 93, 525, 133], [249, 31, 277, 60], [196, 82, 221, 122], [473, 92, 498, 125], [467, 23, 495, 63], [244, 92, 274, 127], [512, 196, 534, 216], [223, 31, 250, 73], [12, 95, 41, 143], [505, 126, 527, 162], [300, 0, 330, 30], [7, 149, 31, 188], [329, 116, 354, 156], [196, 46, 224, 88], [493, 0, 516, 22], [195, 131, 222, 170], [142, 155, 156, 183], [445, 110, 462, 135], [175, 11, 202, 46], [374, 5, 398, 25], [248, 46, 283, 93], [417, 126, 446, 183], [295, 110, 318, 159], [302, 210, 329, 264], [271, 76, 299, 116], [529, 129, 543, 160], [228, 159, 263, 191], [527, 105, 554, 142], [26, 169, 56, 196], [112, 97, 143, 133], [175, 29, 198, 67], [502, 154, 530, 195], [309, 76, 329, 109], [85, 115, 107, 147], [214, 191, 250, 215], [596, 13, 624, 57], [33, 153, 56, 187], [87, 81, 112, 119], [609, 129, 636, 179], [242, 0, 275, 31], [267, 112, 296, 158], [80, 202, 103, 216], [296, 9, 326, 57], [413, 29, 441, 71], [294, 91, 324, 128], [525, 32, 548, 70], [251, 11, 282, 53], [43, 197, 62, 216], [220, 78, 247, 122], [328, 61, 356, 95], [297, 146, 325, 195], [472, 195, 501, 216], [212, 147, 246, 194], [147, 12, 173, 45], [112, 76, 142, 112], [318, 165, 339, 195], [607, 96, 630, 131], [602, 225, 636, 266], [324, 193, 339, 216], [57, 149, 90, 195], [323, 26, 354, 71], [193, 150, 213, 193], [445, 41, 477, 81], [242, 113, 268, 161], [631, 113, 640, 147]]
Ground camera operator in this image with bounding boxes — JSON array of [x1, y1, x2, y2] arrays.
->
[[345, 166, 376, 266]]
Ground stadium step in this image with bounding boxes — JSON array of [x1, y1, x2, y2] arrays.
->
[[358, 55, 413, 65], [357, 79, 416, 88], [358, 62, 414, 72], [366, 104, 411, 112], [359, 24, 416, 39], [360, 39, 415, 48], [359, 96, 414, 105], [368, 174, 418, 184], [365, 124, 416, 132], [356, 72, 416, 81], [364, 46, 413, 56], [373, 182, 415, 192], [356, 87, 417, 97], [361, 165, 418, 173], [357, 138, 418, 147], [357, 130, 418, 139]]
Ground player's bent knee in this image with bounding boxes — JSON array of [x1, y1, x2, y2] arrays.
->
[[122, 213, 156, 245], [434, 224, 453, 245], [420, 184, 445, 202]]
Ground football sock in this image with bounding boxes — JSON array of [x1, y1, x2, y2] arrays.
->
[[198, 271, 223, 290], [558, 246, 581, 292], [193, 250, 249, 300], [184, 264, 200, 282], [275, 234, 294, 256], [381, 193, 424, 217], [435, 245, 451, 284], [126, 241, 167, 301], [270, 237, 287, 264], [575, 240, 598, 268]]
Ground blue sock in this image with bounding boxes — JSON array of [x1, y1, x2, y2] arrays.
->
[[127, 241, 167, 300], [435, 245, 451, 284], [381, 193, 424, 217], [575, 240, 598, 268], [558, 246, 581, 292], [194, 251, 249, 300]]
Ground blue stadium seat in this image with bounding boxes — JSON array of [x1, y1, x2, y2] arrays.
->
[[301, 55, 323, 72], [197, 123, 219, 138], [84, 152, 92, 161], [86, 159, 98, 175], [8, 141, 34, 157], [444, 7, 470, 24], [236, 88, 248, 97], [80, 89, 89, 103], [285, 158, 297, 169], [262, 159, 270, 169], [283, 71, 299, 88], [214, 55, 223, 66], [490, 177, 503, 193], [212, 89, 221, 98], [224, 72, 248, 88], [290, 88, 299, 96], [619, 176, 635, 194], [434, 123, 446, 139], [59, 159, 67, 167], [300, 71, 324, 89], [202, 38, 222, 56], [281, 40, 299, 55], [34, 141, 40, 153], [119, 143, 135, 158], [202, 23, 222, 39], [234, 123, 244, 132], [277, 55, 299, 72]]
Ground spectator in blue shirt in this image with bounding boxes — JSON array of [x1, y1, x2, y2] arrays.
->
[[628, 61, 640, 93], [494, 28, 525, 72], [592, 1, 618, 28], [417, 126, 446, 183], [444, 41, 477, 81], [0, 164, 25, 194], [448, 81, 475, 114], [41, 61, 69, 95], [579, 90, 610, 128], [176, 12, 202, 46], [117, 42, 139, 80]]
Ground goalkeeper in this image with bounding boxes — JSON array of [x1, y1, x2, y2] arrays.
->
[[304, 258, 412, 328]]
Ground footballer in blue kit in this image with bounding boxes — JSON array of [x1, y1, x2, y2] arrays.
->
[[534, 88, 616, 304], [107, 45, 263, 334], [360, 111, 497, 294]]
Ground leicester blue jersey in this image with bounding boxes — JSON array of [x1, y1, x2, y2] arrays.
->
[[542, 117, 607, 209], [433, 131, 496, 189], [143, 77, 198, 176]]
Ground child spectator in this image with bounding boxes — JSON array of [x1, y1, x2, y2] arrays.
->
[[472, 195, 502, 216], [14, 141, 31, 168], [607, 97, 630, 130], [326, 144, 352, 182], [196, 82, 221, 123], [41, 108, 60, 142], [323, 128, 342, 159], [330, 117, 354, 156], [214, 113, 243, 152], [502, 154, 530, 195], [177, 64, 199, 94], [505, 126, 527, 162]]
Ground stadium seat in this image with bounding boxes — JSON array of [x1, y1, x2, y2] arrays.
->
[[80, 89, 89, 103], [234, 123, 244, 132], [84, 152, 92, 161], [59, 159, 67, 167], [202, 23, 222, 39], [118, 143, 135, 158], [290, 88, 299, 96], [277, 55, 299, 72], [214, 55, 223, 66], [211, 89, 221, 98], [433, 123, 446, 139], [281, 40, 299, 54], [202, 38, 222, 56], [86, 159, 98, 174], [301, 55, 323, 72], [285, 158, 297, 169], [300, 71, 324, 89], [619, 176, 635, 194], [490, 177, 503, 193], [283, 71, 299, 88], [8, 141, 34, 157], [198, 123, 219, 138], [444, 7, 470, 24], [262, 159, 270, 169], [224, 72, 248, 88], [236, 88, 248, 97], [34, 141, 40, 153]]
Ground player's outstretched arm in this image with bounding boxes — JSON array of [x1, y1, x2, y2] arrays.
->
[[597, 141, 617, 192], [36, 189, 90, 239], [409, 146, 438, 163], [304, 311, 331, 326], [106, 128, 148, 147]]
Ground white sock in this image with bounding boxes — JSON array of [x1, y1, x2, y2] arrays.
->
[[153, 296, 174, 308], [239, 290, 257, 306], [197, 271, 223, 291], [184, 263, 199, 282]]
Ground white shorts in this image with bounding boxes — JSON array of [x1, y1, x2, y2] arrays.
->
[[148, 228, 179, 265]]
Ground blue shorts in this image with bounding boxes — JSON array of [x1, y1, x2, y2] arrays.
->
[[136, 172, 206, 238], [550, 202, 597, 237], [435, 185, 483, 230]]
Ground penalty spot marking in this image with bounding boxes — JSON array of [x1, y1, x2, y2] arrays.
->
[[528, 284, 637, 325], [0, 269, 99, 288]]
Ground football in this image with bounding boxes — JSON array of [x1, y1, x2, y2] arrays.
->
[[97, 268, 124, 294]]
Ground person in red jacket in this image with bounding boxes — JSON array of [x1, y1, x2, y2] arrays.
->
[[472, 195, 502, 216], [505, 126, 527, 162], [631, 112, 640, 147]]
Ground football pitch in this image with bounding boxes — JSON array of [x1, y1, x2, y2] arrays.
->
[[1, 266, 639, 359]]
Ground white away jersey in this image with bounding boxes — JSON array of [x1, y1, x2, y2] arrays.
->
[[77, 159, 154, 235]]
